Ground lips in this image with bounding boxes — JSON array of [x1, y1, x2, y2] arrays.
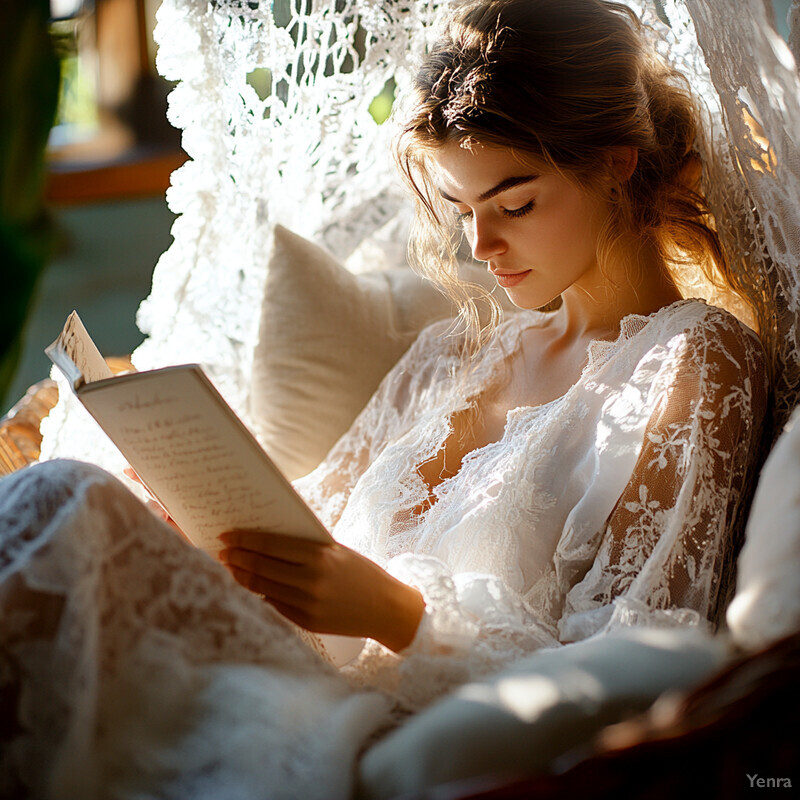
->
[[491, 269, 532, 288]]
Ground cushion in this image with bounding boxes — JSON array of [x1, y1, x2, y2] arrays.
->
[[356, 628, 728, 799], [727, 406, 800, 650], [250, 224, 502, 480]]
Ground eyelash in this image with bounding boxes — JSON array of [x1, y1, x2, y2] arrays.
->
[[455, 199, 536, 224], [502, 199, 536, 218]]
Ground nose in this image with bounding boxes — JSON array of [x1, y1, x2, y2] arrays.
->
[[469, 214, 507, 262]]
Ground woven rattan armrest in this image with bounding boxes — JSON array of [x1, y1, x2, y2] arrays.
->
[[0, 379, 59, 475], [0, 356, 134, 477]]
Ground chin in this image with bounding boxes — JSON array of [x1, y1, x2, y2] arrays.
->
[[503, 287, 562, 312]]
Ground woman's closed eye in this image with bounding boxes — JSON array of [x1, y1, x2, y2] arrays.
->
[[454, 199, 536, 224], [501, 199, 536, 218]]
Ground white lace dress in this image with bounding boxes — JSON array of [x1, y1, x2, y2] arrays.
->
[[0, 299, 766, 800]]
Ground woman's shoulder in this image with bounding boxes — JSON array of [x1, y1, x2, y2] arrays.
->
[[633, 298, 765, 366], [652, 296, 751, 331], [631, 299, 768, 411], [593, 299, 768, 421]]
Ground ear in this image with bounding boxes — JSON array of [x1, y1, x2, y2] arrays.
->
[[607, 146, 639, 183]]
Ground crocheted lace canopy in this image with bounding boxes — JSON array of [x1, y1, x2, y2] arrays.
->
[[40, 0, 800, 464]]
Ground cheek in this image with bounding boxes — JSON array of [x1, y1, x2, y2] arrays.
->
[[548, 193, 603, 259], [529, 200, 595, 262]]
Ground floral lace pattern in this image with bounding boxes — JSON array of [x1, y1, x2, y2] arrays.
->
[[0, 461, 389, 799], [297, 299, 767, 704], [0, 301, 766, 797], [661, 0, 800, 435]]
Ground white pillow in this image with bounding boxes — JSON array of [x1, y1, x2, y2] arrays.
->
[[727, 406, 800, 650], [357, 628, 728, 799], [250, 225, 500, 480]]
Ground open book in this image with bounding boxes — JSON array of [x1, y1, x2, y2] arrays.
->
[[47, 312, 365, 666], [46, 311, 332, 554]]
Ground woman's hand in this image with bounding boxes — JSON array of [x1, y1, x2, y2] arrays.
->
[[217, 530, 425, 653]]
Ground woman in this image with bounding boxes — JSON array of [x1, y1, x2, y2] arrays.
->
[[0, 1, 767, 797]]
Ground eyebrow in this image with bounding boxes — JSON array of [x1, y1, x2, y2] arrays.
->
[[439, 174, 540, 204]]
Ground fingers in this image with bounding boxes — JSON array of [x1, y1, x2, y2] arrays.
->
[[219, 547, 310, 586], [226, 564, 313, 611], [218, 536, 339, 628], [218, 530, 329, 564], [146, 499, 169, 520], [123, 467, 141, 484]]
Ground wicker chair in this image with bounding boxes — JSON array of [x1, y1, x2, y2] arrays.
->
[[0, 356, 132, 476], [0, 379, 58, 475]]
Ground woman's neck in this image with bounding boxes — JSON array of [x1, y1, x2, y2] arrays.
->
[[553, 241, 683, 343]]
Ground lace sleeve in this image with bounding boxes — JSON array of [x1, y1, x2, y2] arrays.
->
[[559, 312, 769, 642]]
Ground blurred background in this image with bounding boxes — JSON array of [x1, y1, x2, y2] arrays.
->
[[0, 0, 796, 415], [1, 0, 181, 413]]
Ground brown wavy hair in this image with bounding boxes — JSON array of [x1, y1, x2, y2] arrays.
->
[[394, 0, 755, 351]]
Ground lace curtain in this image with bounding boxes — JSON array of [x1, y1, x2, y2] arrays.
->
[[40, 0, 800, 465], [680, 0, 800, 433]]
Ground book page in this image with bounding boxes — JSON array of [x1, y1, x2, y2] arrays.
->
[[45, 310, 114, 388], [77, 366, 331, 552]]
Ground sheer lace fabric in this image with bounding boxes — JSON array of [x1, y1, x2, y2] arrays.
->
[[296, 299, 767, 706], [677, 0, 800, 433], [0, 461, 389, 800], [0, 300, 765, 797]]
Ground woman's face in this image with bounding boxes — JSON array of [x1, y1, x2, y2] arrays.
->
[[432, 141, 612, 310]]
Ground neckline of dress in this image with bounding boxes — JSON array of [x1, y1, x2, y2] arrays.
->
[[488, 297, 706, 419], [421, 297, 705, 504], [509, 296, 705, 370]]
